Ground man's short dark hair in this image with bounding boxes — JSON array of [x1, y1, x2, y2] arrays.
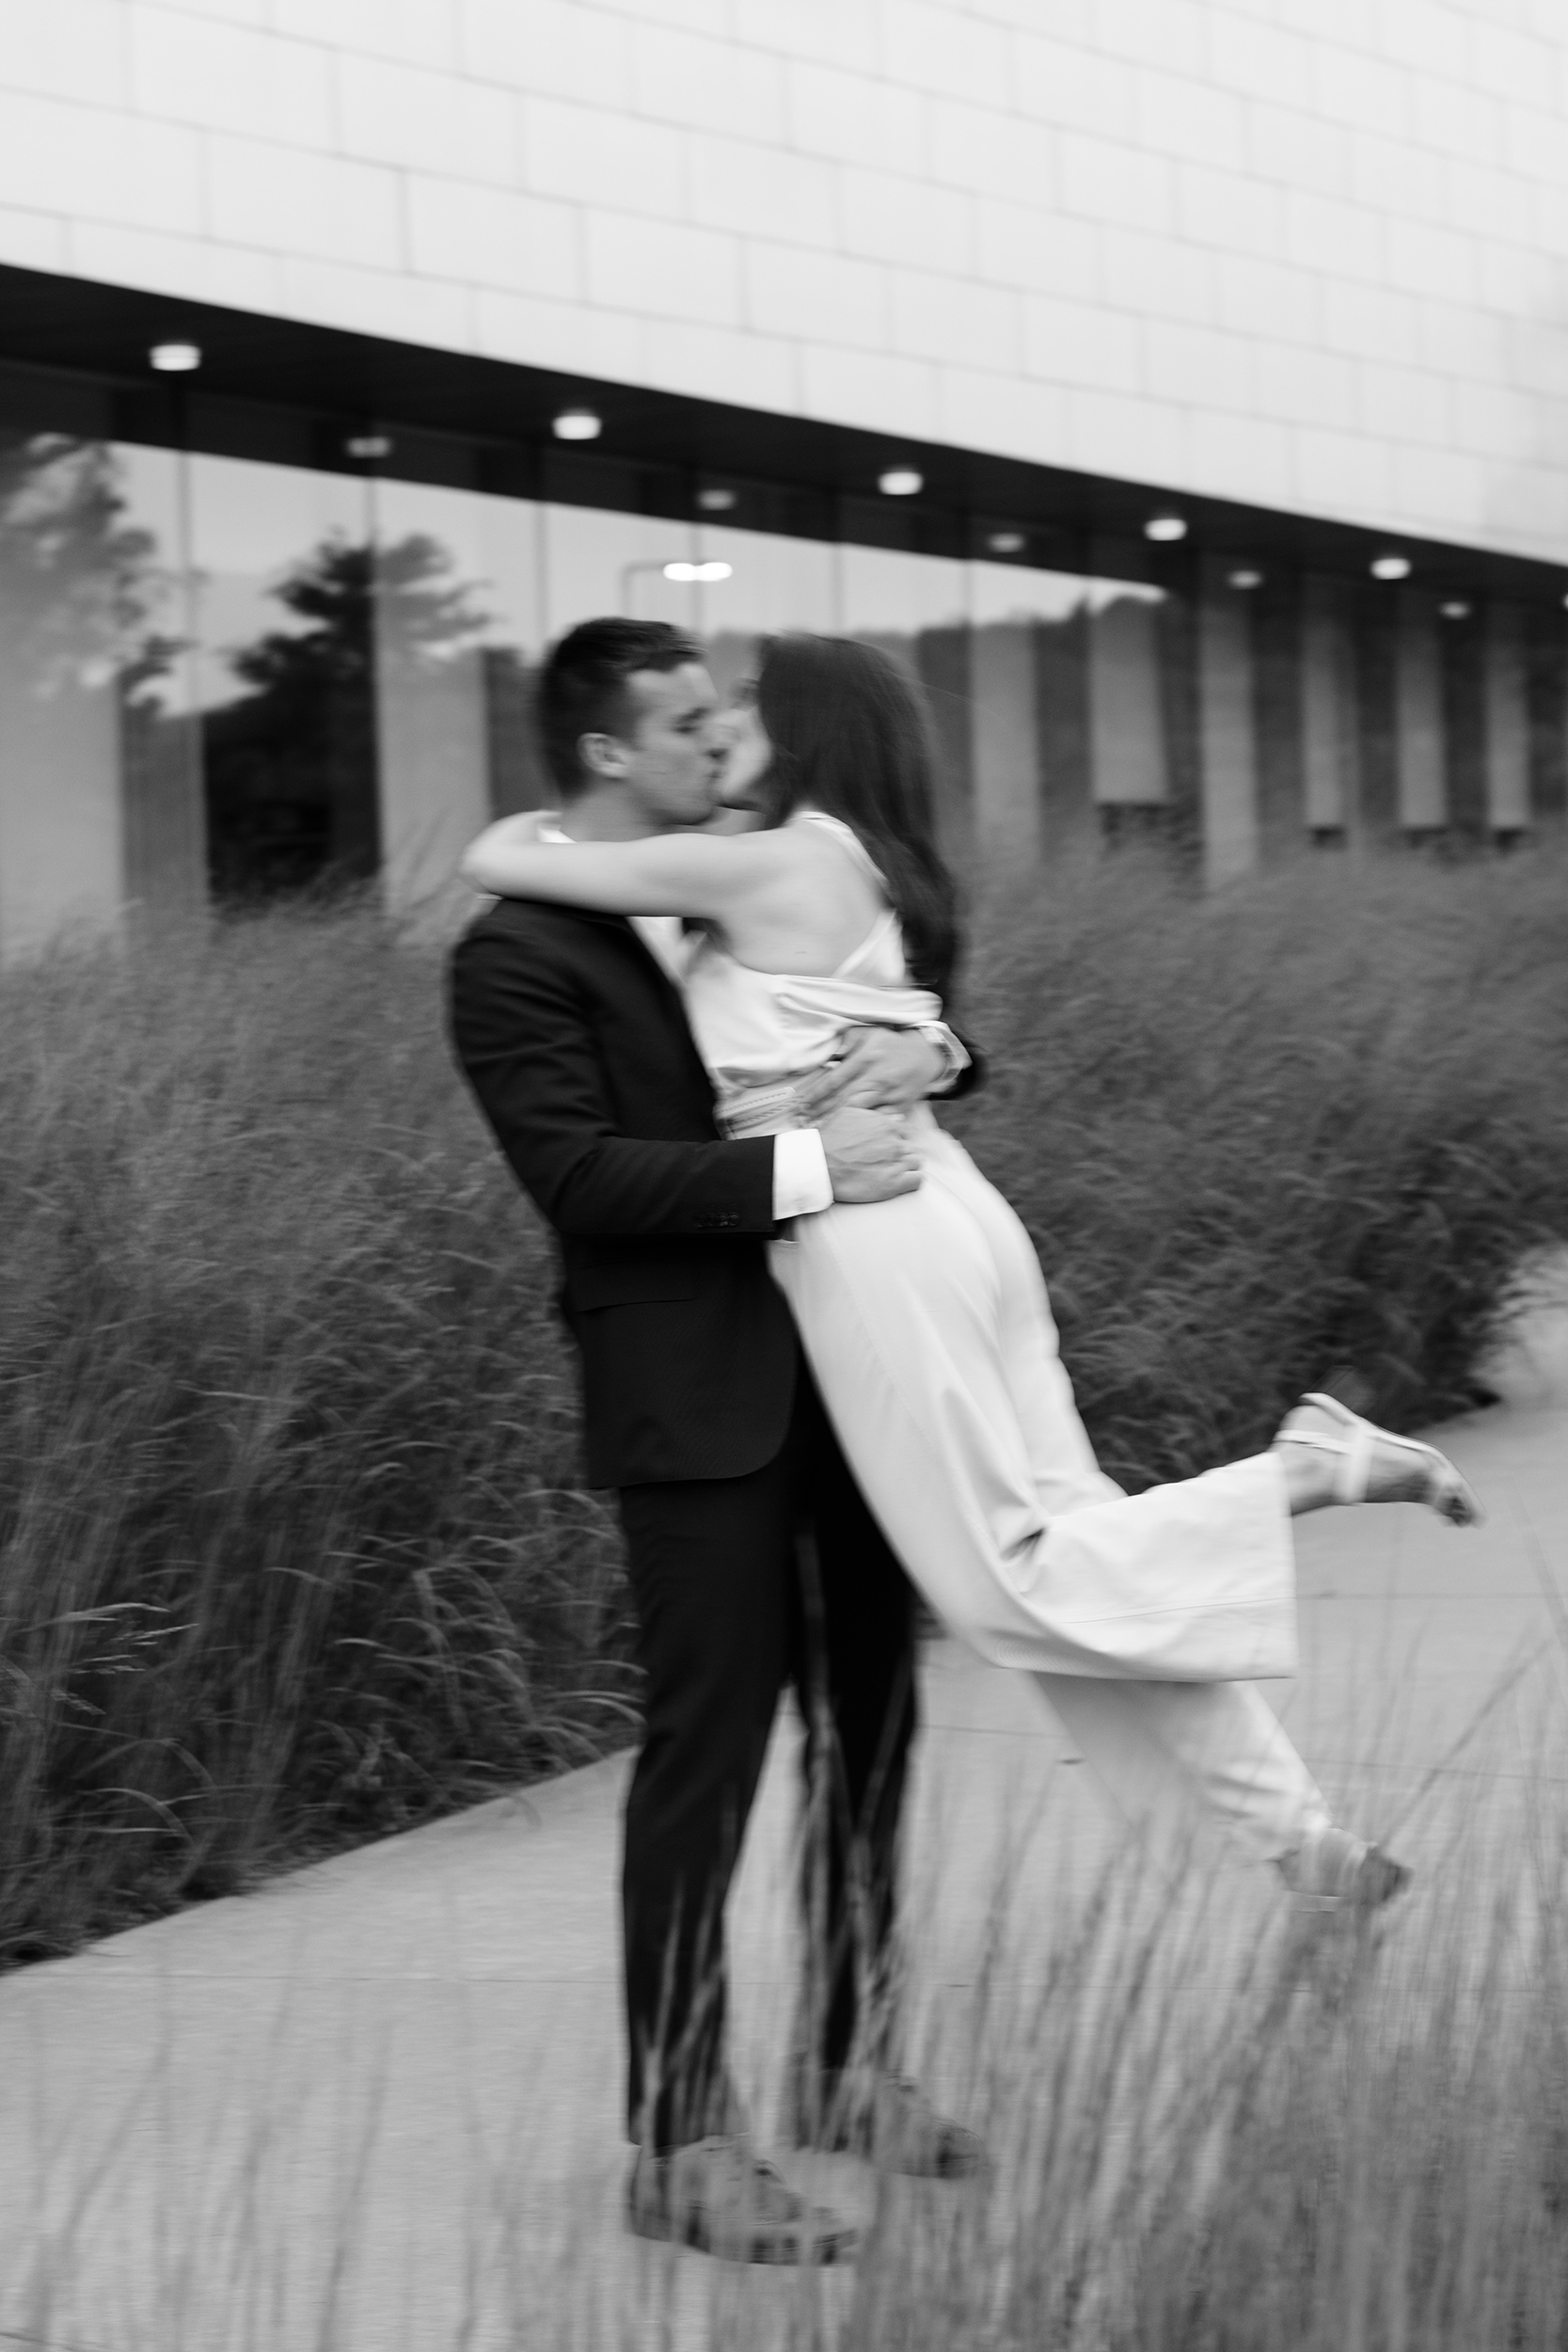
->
[[538, 618, 703, 798]]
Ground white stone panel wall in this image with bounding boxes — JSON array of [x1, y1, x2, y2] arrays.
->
[[0, 0, 1564, 560]]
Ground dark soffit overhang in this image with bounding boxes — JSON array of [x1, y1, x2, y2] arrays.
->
[[2, 260, 1565, 611]]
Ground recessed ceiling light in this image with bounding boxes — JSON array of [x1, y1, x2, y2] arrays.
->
[[345, 434, 392, 460], [1439, 599, 1471, 620], [1144, 513, 1187, 542], [1227, 567, 1263, 590], [150, 341, 201, 373], [879, 467, 923, 497], [697, 486, 736, 512], [987, 531, 1027, 555], [1370, 554, 1412, 580], [553, 407, 601, 441], [663, 561, 733, 582]]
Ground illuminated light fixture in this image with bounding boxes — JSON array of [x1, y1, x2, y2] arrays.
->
[[697, 486, 737, 512], [878, 467, 923, 496], [1439, 599, 1472, 620], [1227, 567, 1264, 590], [1370, 553, 1412, 580], [987, 530, 1027, 555], [346, 434, 392, 460], [552, 407, 601, 441], [150, 341, 200, 373], [662, 561, 733, 583], [1144, 513, 1187, 542]]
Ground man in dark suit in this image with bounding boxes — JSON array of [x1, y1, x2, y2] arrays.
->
[[450, 618, 980, 2264]]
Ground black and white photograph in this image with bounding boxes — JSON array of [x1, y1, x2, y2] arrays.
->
[[3, 0, 1567, 2343]]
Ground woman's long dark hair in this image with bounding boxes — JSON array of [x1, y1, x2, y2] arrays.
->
[[752, 634, 961, 999]]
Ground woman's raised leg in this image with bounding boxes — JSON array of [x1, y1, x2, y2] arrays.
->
[[1035, 1673, 1329, 1869], [771, 1126, 1403, 1886]]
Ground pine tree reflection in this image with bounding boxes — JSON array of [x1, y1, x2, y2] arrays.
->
[[204, 531, 489, 900], [204, 535, 373, 899]]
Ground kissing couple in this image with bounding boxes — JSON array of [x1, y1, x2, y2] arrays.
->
[[450, 618, 1479, 2265]]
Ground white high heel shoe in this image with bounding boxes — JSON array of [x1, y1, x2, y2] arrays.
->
[[1276, 1825, 1412, 1913], [1275, 1391, 1483, 1526]]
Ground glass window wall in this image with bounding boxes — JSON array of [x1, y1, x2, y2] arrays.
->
[[370, 476, 497, 911], [115, 442, 203, 920], [0, 381, 1200, 950], [0, 385, 200, 957], [0, 404, 1208, 949], [0, 428, 131, 956], [15, 358, 1549, 952], [682, 523, 837, 697], [969, 559, 1092, 863], [188, 453, 376, 900]]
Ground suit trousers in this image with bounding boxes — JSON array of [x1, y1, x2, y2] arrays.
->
[[617, 1359, 918, 2153]]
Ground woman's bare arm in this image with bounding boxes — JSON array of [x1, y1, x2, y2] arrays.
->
[[459, 815, 789, 926]]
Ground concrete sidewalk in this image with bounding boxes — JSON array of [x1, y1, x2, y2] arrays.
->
[[5, 1279, 1567, 2348]]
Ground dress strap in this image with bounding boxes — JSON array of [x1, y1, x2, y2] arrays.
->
[[792, 810, 887, 890], [833, 905, 902, 981]]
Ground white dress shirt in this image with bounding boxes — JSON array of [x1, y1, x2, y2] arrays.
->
[[626, 912, 834, 1219]]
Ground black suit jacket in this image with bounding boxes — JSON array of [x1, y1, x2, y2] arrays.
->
[[450, 898, 798, 1487]]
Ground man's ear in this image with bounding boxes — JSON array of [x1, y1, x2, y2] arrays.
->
[[578, 730, 631, 783]]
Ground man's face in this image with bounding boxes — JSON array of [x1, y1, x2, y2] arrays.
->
[[614, 662, 724, 830]]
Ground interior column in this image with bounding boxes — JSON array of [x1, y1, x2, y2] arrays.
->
[[1086, 589, 1168, 835], [1300, 574, 1359, 842], [1196, 558, 1260, 887], [970, 618, 1042, 865], [1483, 599, 1530, 839], [1395, 588, 1446, 836]]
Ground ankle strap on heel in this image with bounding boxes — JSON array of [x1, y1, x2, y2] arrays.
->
[[1277, 1394, 1376, 1504]]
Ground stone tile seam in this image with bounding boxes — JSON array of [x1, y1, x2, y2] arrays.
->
[[126, 0, 1553, 101], [87, 80, 1568, 208], [8, 101, 1560, 298], [79, 7, 1568, 169], [18, 152, 1560, 361]]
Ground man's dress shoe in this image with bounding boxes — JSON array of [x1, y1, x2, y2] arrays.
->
[[792, 2067, 987, 2179], [626, 2135, 858, 2265]]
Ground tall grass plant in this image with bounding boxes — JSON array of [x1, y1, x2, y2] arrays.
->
[[950, 841, 1568, 1486], [0, 900, 634, 1962], [3, 845, 1566, 1960]]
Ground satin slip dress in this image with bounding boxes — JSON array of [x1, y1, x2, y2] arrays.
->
[[681, 812, 1299, 1688]]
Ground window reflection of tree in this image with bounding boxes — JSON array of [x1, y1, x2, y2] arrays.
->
[[204, 532, 492, 900], [0, 434, 166, 693], [0, 432, 204, 914], [480, 642, 550, 818]]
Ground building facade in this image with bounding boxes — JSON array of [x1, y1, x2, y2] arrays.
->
[[1, 0, 1565, 952]]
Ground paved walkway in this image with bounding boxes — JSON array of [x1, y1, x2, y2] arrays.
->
[[5, 1270, 1567, 2349]]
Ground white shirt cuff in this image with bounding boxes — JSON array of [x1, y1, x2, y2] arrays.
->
[[772, 1126, 833, 1220]]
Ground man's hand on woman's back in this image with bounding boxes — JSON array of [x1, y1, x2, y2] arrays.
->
[[796, 1028, 947, 1120]]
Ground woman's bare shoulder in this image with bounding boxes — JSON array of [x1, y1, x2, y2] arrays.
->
[[702, 815, 864, 898], [781, 816, 885, 902], [713, 816, 886, 974]]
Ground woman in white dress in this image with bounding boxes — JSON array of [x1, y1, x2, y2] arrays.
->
[[462, 635, 1480, 1910]]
